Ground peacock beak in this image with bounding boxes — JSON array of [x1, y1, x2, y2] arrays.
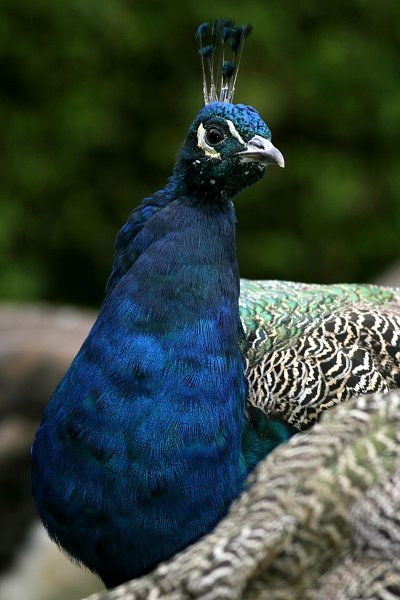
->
[[237, 135, 285, 168]]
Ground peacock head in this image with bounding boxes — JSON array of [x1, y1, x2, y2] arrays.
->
[[178, 101, 284, 199], [174, 20, 284, 199]]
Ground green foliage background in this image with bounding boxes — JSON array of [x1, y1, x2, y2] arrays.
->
[[1, 0, 399, 306]]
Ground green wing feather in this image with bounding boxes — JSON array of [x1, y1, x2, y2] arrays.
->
[[239, 279, 400, 428]]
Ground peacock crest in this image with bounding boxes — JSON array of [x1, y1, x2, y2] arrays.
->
[[196, 19, 252, 105]]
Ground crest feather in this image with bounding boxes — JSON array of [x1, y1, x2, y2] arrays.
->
[[195, 19, 252, 105]]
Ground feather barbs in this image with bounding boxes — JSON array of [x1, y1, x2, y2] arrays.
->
[[196, 19, 253, 105]]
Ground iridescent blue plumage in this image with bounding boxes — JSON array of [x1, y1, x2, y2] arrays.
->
[[32, 22, 291, 589]]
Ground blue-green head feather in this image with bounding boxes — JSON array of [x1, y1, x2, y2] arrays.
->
[[175, 101, 284, 199]]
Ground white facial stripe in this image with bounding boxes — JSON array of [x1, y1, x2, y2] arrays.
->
[[197, 123, 221, 159], [226, 119, 246, 146]]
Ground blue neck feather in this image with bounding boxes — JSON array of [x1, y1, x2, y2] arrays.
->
[[32, 178, 250, 587], [106, 182, 175, 294]]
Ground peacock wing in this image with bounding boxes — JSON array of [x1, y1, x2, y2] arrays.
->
[[240, 279, 400, 428]]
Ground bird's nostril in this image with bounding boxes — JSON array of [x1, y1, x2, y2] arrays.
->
[[252, 138, 264, 149]]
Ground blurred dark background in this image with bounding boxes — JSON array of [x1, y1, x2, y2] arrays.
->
[[1, 0, 400, 308], [0, 2, 399, 598]]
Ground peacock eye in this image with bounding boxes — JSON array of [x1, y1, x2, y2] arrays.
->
[[205, 126, 225, 146]]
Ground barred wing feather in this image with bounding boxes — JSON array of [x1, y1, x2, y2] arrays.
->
[[240, 279, 400, 428]]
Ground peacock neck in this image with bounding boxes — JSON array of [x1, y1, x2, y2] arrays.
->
[[32, 186, 250, 586], [110, 191, 243, 347], [106, 174, 236, 294], [90, 189, 249, 497]]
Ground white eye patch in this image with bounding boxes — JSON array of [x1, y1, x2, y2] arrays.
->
[[197, 123, 221, 159], [196, 119, 246, 160], [225, 119, 246, 146]]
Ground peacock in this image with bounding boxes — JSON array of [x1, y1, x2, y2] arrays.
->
[[31, 19, 400, 590]]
